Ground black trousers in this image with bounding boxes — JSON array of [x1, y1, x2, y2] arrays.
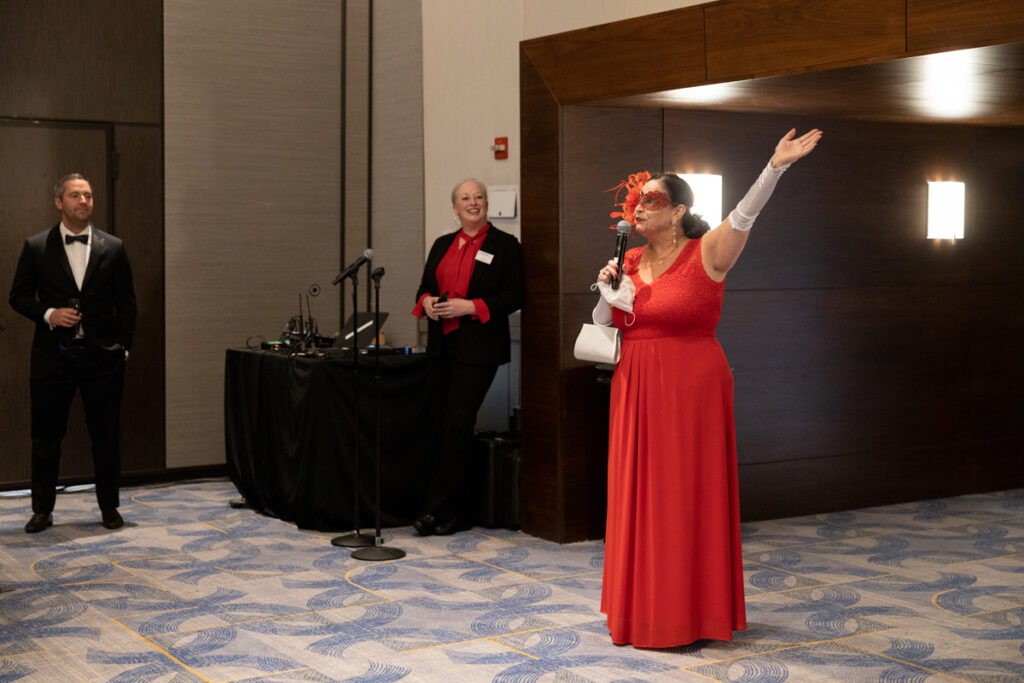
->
[[29, 359, 125, 515], [423, 332, 498, 522]]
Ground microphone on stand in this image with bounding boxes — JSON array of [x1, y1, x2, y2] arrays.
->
[[352, 261, 405, 562], [332, 248, 374, 285], [611, 220, 631, 290]]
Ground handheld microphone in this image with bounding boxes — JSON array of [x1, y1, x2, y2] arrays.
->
[[371, 266, 385, 281], [332, 248, 374, 284], [611, 220, 631, 290]]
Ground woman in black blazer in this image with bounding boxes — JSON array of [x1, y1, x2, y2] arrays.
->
[[411, 179, 525, 535]]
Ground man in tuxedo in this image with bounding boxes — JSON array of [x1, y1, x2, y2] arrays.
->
[[8, 173, 137, 533]]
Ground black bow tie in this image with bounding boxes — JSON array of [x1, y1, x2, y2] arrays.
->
[[65, 234, 88, 245]]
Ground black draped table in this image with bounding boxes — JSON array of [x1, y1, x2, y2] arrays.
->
[[224, 348, 432, 531]]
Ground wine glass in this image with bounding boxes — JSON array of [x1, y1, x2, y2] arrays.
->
[[68, 297, 84, 341]]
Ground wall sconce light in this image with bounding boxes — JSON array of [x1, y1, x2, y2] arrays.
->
[[927, 181, 965, 240], [677, 173, 722, 227]]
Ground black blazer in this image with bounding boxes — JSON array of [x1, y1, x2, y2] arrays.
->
[[416, 224, 524, 365], [9, 224, 137, 374]]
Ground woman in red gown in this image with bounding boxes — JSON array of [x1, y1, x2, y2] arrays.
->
[[596, 129, 822, 647]]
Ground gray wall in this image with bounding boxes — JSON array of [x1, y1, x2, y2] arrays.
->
[[368, 0, 424, 345], [164, 0, 344, 468], [164, 0, 425, 468]]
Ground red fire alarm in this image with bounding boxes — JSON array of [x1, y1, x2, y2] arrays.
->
[[492, 136, 508, 160]]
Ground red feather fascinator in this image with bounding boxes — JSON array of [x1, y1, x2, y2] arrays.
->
[[605, 171, 651, 229]]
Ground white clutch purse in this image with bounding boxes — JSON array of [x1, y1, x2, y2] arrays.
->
[[573, 323, 621, 364]]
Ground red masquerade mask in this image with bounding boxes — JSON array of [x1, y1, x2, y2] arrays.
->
[[635, 190, 674, 212]]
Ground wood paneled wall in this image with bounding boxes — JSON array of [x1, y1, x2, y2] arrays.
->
[[520, 0, 1024, 541]]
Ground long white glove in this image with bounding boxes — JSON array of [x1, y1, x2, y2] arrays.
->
[[592, 296, 613, 325], [727, 161, 791, 232], [590, 276, 635, 325]]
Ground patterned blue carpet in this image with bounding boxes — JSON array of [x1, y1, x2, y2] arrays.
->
[[0, 479, 1021, 682]]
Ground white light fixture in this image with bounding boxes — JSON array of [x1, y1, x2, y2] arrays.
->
[[664, 83, 738, 105], [927, 181, 965, 240], [678, 173, 723, 227], [918, 49, 980, 119]]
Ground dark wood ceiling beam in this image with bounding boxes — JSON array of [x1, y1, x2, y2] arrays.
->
[[521, 0, 1024, 108], [519, 6, 706, 104], [706, 0, 908, 81], [909, 0, 1024, 53]]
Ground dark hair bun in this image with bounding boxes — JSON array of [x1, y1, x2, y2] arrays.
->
[[682, 210, 710, 238]]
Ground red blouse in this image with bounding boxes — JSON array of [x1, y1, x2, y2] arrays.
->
[[412, 225, 491, 334]]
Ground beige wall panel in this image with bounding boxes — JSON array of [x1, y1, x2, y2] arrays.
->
[[422, 0, 523, 250], [522, 0, 703, 38], [165, 0, 342, 468], [422, 1, 704, 254], [370, 0, 424, 346], [344, 0, 370, 326]]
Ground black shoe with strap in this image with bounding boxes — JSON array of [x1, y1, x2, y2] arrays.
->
[[433, 516, 465, 536], [413, 513, 437, 536]]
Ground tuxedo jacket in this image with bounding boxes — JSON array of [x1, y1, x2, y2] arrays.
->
[[416, 224, 525, 365], [9, 224, 137, 375]]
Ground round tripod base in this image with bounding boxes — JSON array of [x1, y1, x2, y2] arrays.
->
[[351, 545, 406, 561], [331, 532, 374, 548]]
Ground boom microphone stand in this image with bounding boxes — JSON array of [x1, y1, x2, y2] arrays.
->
[[352, 267, 405, 561], [332, 263, 373, 549]]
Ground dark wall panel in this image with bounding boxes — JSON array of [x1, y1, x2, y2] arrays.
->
[[561, 107, 664, 295], [664, 109, 1023, 517], [519, 48, 564, 537], [0, 0, 162, 124], [114, 125, 165, 475], [0, 123, 110, 485], [723, 288, 972, 464], [0, 1, 164, 490]]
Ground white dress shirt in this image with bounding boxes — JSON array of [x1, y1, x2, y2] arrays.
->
[[43, 222, 92, 327]]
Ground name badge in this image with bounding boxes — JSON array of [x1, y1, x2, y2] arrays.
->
[[475, 250, 494, 265]]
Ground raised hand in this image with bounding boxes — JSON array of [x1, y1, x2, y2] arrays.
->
[[771, 128, 823, 168]]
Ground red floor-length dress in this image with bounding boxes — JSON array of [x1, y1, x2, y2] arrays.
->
[[600, 237, 747, 647]]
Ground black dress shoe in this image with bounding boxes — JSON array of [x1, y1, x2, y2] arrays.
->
[[413, 514, 436, 536], [25, 513, 53, 533], [433, 517, 464, 536], [101, 509, 124, 530]]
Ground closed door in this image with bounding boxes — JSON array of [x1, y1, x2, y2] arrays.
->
[[0, 121, 110, 487]]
